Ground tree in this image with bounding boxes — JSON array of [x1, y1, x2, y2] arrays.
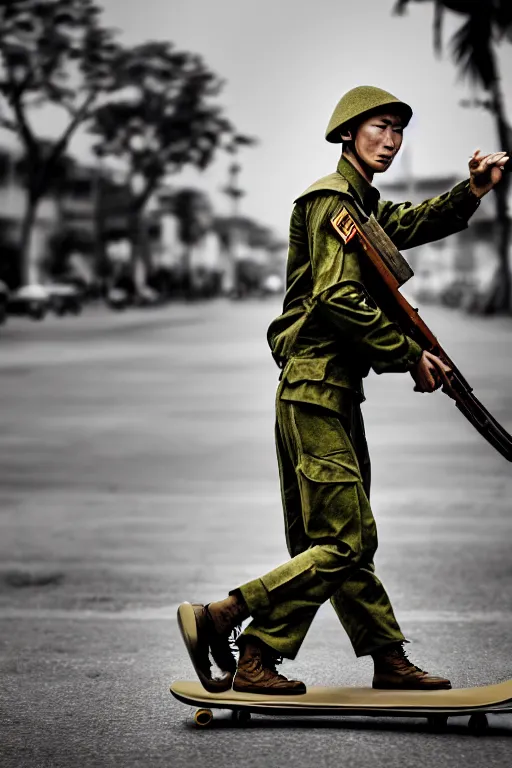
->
[[89, 41, 243, 291], [0, 0, 120, 284], [393, 0, 512, 313], [173, 188, 212, 246], [172, 187, 212, 296]]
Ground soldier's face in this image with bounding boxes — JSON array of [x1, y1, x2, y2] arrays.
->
[[352, 112, 404, 173]]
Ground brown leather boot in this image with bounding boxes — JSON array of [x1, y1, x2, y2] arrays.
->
[[232, 638, 307, 695], [207, 592, 250, 635], [177, 593, 248, 693], [372, 643, 452, 690]]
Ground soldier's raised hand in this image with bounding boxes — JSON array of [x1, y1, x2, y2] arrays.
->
[[469, 149, 509, 198]]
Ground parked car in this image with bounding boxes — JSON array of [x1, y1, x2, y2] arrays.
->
[[7, 284, 50, 320], [45, 283, 83, 316], [105, 284, 161, 310]]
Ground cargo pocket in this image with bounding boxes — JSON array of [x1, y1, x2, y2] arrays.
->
[[284, 357, 328, 384], [261, 548, 317, 596], [297, 450, 364, 546]]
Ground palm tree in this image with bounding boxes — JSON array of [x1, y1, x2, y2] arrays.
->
[[393, 0, 512, 313]]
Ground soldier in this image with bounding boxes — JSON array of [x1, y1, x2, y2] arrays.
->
[[177, 86, 509, 695]]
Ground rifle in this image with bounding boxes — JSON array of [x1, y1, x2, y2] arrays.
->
[[331, 205, 512, 462]]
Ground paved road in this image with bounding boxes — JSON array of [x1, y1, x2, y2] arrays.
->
[[1, 300, 511, 767]]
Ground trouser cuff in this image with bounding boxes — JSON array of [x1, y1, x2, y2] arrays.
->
[[230, 578, 270, 617], [238, 626, 297, 660], [356, 636, 409, 658]]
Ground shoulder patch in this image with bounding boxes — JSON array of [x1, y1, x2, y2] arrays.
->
[[331, 206, 358, 244]]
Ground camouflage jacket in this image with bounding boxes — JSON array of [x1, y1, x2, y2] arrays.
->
[[268, 155, 480, 411]]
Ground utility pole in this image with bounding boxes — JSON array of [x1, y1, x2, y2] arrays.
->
[[223, 162, 245, 218], [221, 161, 246, 296]]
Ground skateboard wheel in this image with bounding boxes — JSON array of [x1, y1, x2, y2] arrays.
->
[[468, 713, 489, 735], [427, 714, 448, 732], [194, 708, 213, 727], [231, 709, 251, 725]]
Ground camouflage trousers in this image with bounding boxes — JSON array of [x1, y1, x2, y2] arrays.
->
[[235, 387, 405, 659]]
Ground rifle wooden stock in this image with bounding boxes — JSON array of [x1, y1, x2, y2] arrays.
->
[[331, 206, 512, 462]]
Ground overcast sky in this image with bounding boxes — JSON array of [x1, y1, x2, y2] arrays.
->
[[5, 0, 512, 238]]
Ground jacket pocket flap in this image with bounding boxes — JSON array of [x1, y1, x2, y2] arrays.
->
[[299, 451, 361, 483], [285, 358, 328, 384]]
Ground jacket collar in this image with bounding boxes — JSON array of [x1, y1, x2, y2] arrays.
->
[[337, 155, 380, 215]]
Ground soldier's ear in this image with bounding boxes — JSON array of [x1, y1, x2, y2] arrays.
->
[[340, 129, 353, 142]]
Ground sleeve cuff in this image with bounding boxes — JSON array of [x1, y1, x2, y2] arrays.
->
[[372, 335, 423, 375], [450, 178, 481, 220], [404, 338, 423, 370]]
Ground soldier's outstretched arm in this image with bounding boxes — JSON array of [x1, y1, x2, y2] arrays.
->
[[376, 150, 508, 251], [377, 180, 479, 251]]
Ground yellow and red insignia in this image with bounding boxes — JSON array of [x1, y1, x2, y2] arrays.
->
[[331, 207, 358, 244]]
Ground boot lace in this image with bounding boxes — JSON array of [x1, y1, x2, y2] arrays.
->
[[390, 646, 426, 675]]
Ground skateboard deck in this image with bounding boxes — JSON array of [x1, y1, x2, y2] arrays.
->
[[170, 679, 512, 733]]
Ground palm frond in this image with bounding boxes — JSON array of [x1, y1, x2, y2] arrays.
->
[[433, 0, 445, 54], [493, 0, 512, 27], [392, 0, 410, 15], [450, 14, 497, 89], [492, 0, 512, 42]]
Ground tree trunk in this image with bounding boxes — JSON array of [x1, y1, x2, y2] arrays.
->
[[181, 244, 193, 299], [480, 78, 511, 314], [130, 206, 151, 294], [19, 193, 40, 286], [93, 167, 107, 283]]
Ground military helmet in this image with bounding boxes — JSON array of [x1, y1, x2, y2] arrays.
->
[[325, 85, 413, 144]]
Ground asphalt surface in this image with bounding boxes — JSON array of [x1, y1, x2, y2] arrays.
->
[[0, 299, 511, 768]]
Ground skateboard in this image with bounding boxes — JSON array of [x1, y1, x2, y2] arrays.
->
[[170, 679, 512, 734]]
